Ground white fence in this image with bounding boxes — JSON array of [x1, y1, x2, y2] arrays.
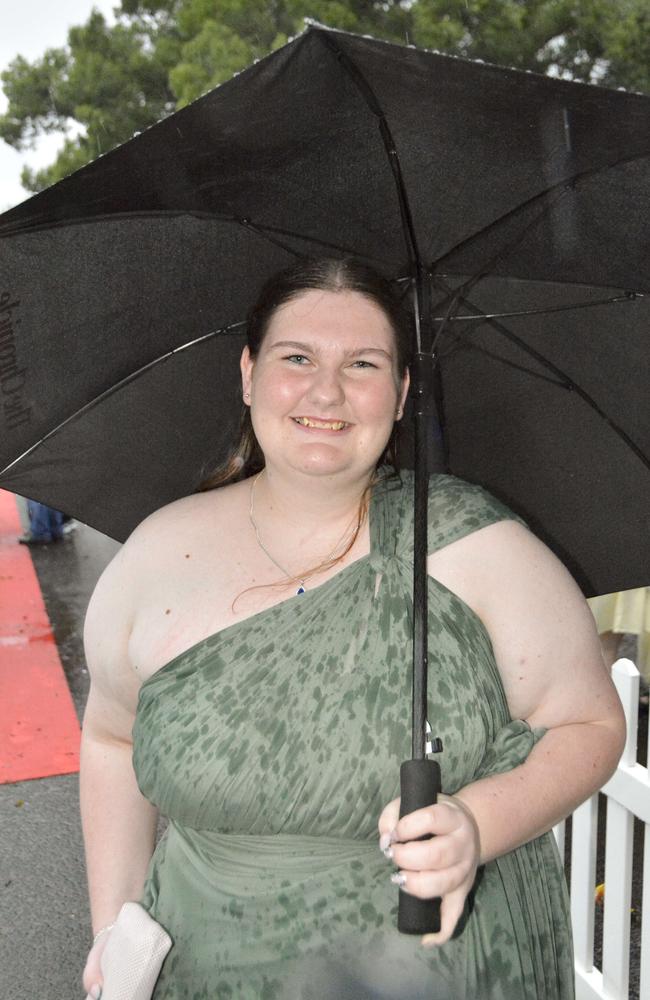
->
[[553, 658, 650, 999]]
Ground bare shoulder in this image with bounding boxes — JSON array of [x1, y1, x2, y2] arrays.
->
[[429, 519, 581, 616], [429, 520, 622, 729], [122, 479, 247, 551], [83, 483, 248, 704], [428, 516, 587, 627], [111, 479, 249, 571]]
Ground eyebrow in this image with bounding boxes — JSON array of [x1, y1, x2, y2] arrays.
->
[[267, 340, 393, 360]]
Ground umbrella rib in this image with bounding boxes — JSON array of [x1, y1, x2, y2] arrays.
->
[[0, 207, 384, 263], [444, 337, 570, 388], [430, 186, 572, 346], [431, 291, 641, 323], [428, 147, 650, 276], [0, 321, 245, 479], [232, 216, 390, 263], [316, 32, 423, 277], [435, 281, 650, 474]]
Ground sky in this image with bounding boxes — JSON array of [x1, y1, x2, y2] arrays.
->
[[0, 0, 116, 211]]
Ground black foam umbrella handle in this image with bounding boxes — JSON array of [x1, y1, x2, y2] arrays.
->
[[397, 757, 441, 935]]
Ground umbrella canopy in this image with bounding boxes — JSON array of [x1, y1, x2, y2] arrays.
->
[[1, 23, 649, 597]]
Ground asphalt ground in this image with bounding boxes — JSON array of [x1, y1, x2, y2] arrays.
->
[[0, 503, 645, 998]]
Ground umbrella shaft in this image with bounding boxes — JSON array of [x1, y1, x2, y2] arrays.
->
[[412, 352, 433, 759]]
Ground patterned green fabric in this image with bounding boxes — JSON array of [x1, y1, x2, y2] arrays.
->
[[133, 471, 574, 999]]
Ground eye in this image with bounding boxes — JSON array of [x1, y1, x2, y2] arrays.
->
[[284, 354, 310, 365], [351, 359, 377, 369]]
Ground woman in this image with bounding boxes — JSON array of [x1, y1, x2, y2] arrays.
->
[[81, 258, 625, 1000]]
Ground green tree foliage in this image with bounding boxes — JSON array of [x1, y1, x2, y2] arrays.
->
[[550, 0, 650, 93], [2, 0, 648, 193], [1, 9, 176, 190]]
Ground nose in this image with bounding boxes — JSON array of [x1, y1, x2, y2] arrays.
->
[[305, 365, 346, 408]]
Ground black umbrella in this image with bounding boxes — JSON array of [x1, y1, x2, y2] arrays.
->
[[1, 23, 649, 932], [1, 24, 648, 587]]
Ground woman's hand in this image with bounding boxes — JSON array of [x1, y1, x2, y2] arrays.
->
[[378, 794, 481, 946], [82, 926, 112, 998]]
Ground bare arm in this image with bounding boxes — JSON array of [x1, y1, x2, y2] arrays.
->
[[380, 520, 626, 942], [447, 520, 624, 861], [80, 545, 158, 990], [80, 691, 158, 933]]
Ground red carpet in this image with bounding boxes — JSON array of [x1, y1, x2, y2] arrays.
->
[[0, 490, 80, 783]]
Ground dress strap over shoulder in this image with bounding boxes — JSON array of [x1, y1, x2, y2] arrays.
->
[[370, 469, 525, 563], [425, 472, 526, 554]]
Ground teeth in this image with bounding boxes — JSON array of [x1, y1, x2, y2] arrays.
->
[[294, 417, 347, 430]]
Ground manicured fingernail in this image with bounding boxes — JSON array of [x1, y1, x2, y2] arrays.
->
[[390, 871, 407, 887], [379, 829, 397, 855], [379, 835, 394, 859], [90, 986, 102, 999]]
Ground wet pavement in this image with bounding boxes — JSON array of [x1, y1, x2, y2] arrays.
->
[[22, 519, 120, 715], [0, 501, 645, 998]]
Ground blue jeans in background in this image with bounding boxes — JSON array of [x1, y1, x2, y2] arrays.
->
[[26, 501, 65, 542]]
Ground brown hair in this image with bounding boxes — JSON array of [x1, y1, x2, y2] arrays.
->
[[200, 256, 412, 491]]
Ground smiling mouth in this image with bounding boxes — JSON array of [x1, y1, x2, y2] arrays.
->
[[292, 417, 350, 431]]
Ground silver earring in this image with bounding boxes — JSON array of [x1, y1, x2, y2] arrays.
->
[[244, 392, 250, 400]]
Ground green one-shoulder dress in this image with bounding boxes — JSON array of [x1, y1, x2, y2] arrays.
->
[[133, 471, 574, 1000]]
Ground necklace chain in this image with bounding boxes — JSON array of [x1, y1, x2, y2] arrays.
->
[[249, 472, 306, 593], [248, 470, 357, 595]]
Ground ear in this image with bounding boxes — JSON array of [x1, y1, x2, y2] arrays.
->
[[396, 368, 410, 419], [240, 346, 254, 404]]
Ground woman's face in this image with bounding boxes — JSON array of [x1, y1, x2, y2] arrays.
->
[[240, 289, 409, 481]]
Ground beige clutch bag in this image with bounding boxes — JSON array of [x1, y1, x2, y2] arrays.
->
[[86, 902, 172, 1000]]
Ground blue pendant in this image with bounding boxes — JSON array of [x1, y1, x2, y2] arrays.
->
[[296, 585, 306, 595]]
